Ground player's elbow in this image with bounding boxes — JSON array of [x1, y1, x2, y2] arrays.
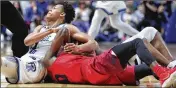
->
[[24, 41, 30, 46], [24, 38, 32, 46]]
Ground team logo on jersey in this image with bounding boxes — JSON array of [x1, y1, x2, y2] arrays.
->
[[26, 62, 36, 72]]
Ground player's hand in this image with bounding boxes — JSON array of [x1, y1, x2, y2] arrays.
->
[[50, 28, 60, 33], [158, 5, 164, 13], [64, 43, 95, 56], [64, 43, 80, 53]]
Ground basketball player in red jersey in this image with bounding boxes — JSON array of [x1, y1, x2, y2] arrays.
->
[[41, 2, 176, 87]]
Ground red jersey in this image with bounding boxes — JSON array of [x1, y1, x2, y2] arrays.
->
[[47, 50, 136, 85]]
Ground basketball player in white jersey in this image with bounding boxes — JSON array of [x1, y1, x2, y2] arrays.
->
[[1, 1, 176, 85], [88, 1, 139, 39], [0, 2, 77, 83]]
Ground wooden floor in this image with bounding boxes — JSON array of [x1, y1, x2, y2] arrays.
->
[[1, 76, 161, 88], [1, 42, 176, 87], [0, 83, 161, 88]]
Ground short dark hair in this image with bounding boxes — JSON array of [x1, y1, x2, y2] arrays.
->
[[59, 1, 75, 23]]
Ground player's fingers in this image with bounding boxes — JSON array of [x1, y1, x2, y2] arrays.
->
[[66, 43, 75, 46], [67, 45, 76, 49], [64, 45, 74, 51], [64, 43, 74, 48], [64, 46, 72, 50], [64, 48, 72, 52]]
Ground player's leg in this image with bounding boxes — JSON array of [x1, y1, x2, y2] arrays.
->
[[88, 9, 108, 39], [123, 27, 157, 43], [1, 1, 29, 57], [151, 32, 174, 61], [143, 39, 175, 67], [111, 38, 176, 87], [134, 64, 159, 80], [109, 13, 139, 36], [124, 27, 174, 61], [112, 38, 171, 67], [1, 56, 18, 79], [123, 27, 175, 67], [118, 64, 158, 85], [111, 38, 163, 67]]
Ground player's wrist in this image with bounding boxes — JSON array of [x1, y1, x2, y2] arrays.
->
[[47, 29, 54, 33], [77, 45, 85, 53]]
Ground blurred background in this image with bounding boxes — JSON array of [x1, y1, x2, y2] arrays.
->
[[1, 0, 176, 56]]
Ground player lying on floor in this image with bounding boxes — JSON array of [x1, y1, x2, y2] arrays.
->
[[42, 25, 176, 87], [1, 1, 76, 84], [1, 2, 175, 87]]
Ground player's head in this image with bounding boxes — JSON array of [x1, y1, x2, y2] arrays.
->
[[45, 1, 75, 23]]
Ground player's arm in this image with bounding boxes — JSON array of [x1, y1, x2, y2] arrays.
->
[[65, 24, 99, 53], [145, 1, 157, 12], [43, 27, 70, 67], [24, 25, 54, 46]]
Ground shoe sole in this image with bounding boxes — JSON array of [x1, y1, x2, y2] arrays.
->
[[162, 71, 176, 87]]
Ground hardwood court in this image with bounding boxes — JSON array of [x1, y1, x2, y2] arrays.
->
[[1, 42, 176, 88], [1, 76, 161, 88]]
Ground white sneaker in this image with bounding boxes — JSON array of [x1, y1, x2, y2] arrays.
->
[[167, 60, 176, 68]]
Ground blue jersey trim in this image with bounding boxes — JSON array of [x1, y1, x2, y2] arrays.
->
[[96, 7, 113, 15], [118, 8, 126, 13]]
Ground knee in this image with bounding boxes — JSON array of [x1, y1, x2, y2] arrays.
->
[[0, 57, 2, 67], [1, 57, 5, 67], [110, 18, 121, 28], [1, 56, 18, 78], [1, 56, 16, 68], [133, 38, 143, 43], [143, 27, 158, 35], [132, 38, 146, 47], [141, 27, 158, 42], [110, 22, 118, 28], [142, 38, 150, 45]]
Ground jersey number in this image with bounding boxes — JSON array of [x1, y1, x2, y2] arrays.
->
[[55, 74, 69, 83]]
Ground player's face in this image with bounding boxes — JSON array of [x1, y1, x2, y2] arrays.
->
[[46, 4, 64, 21]]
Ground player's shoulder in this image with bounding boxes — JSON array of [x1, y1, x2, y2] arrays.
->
[[33, 25, 43, 32], [36, 25, 43, 30], [65, 24, 80, 34]]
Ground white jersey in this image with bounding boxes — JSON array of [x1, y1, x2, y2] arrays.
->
[[96, 1, 126, 15], [6, 24, 67, 83]]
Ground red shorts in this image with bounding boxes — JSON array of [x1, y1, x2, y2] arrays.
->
[[47, 50, 136, 85]]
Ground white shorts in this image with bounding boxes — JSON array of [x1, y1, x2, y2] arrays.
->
[[2, 54, 47, 84], [123, 27, 158, 43], [96, 1, 126, 15]]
